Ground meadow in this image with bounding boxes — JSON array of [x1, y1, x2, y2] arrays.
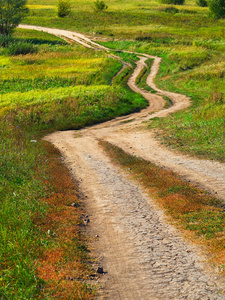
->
[[23, 0, 225, 160], [1, 0, 225, 298], [0, 29, 147, 299]]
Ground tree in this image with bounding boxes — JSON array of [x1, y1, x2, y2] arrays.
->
[[209, 0, 225, 18], [0, 0, 28, 35]]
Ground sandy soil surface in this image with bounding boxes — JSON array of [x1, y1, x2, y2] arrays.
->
[[20, 25, 225, 299]]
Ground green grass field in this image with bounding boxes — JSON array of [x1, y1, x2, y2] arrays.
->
[[22, 0, 225, 160], [0, 28, 147, 299], [1, 0, 225, 298]]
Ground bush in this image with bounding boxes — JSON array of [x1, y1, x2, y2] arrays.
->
[[196, 0, 208, 6], [163, 6, 179, 13], [160, 0, 185, 4], [57, 0, 71, 17], [94, 0, 108, 12], [7, 42, 37, 56], [209, 0, 225, 18]]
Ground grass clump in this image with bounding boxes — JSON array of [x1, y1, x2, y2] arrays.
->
[[94, 0, 108, 12], [135, 58, 158, 93], [7, 41, 38, 55], [160, 0, 185, 4], [163, 6, 179, 13], [196, 0, 208, 7], [57, 0, 71, 17]]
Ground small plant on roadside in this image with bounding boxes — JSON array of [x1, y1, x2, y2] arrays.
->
[[94, 0, 108, 12], [196, 0, 208, 7], [57, 0, 71, 18]]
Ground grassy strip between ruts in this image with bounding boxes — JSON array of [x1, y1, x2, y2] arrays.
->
[[99, 141, 225, 273]]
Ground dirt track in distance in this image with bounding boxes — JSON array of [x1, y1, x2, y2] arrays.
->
[[20, 25, 225, 299]]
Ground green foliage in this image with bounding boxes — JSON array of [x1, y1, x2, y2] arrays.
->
[[0, 0, 29, 35], [94, 0, 108, 12], [57, 0, 71, 17], [196, 0, 208, 7], [163, 6, 179, 13], [0, 29, 148, 297], [7, 41, 38, 55], [209, 0, 225, 18], [0, 34, 14, 46], [160, 0, 185, 5]]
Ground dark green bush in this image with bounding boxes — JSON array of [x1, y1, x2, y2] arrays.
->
[[7, 42, 37, 55], [94, 0, 108, 12], [209, 0, 225, 18], [160, 0, 185, 5], [0, 35, 14, 47], [196, 0, 208, 7], [163, 6, 179, 13], [57, 0, 71, 17]]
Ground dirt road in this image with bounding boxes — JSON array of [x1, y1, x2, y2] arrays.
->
[[20, 25, 225, 299]]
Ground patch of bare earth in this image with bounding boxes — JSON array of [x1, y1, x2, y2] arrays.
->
[[20, 25, 225, 299]]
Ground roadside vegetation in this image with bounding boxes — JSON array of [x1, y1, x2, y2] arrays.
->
[[1, 0, 225, 297], [0, 28, 147, 299]]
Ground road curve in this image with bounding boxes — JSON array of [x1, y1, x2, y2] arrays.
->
[[19, 24, 225, 299]]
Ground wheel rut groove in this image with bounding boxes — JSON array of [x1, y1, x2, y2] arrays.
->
[[19, 25, 225, 299]]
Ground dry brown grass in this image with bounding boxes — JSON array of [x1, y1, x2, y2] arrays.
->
[[36, 142, 96, 299]]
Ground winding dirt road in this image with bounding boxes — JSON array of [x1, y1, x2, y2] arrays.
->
[[20, 25, 225, 299]]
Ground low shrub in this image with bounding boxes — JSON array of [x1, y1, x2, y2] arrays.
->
[[209, 0, 225, 18], [196, 0, 208, 7], [163, 6, 179, 13], [0, 35, 14, 47], [57, 0, 71, 18], [7, 42, 38, 56], [94, 0, 108, 12], [160, 0, 185, 5]]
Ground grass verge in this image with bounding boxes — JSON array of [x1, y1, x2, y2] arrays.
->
[[100, 141, 225, 272], [0, 29, 148, 298], [0, 123, 96, 298]]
